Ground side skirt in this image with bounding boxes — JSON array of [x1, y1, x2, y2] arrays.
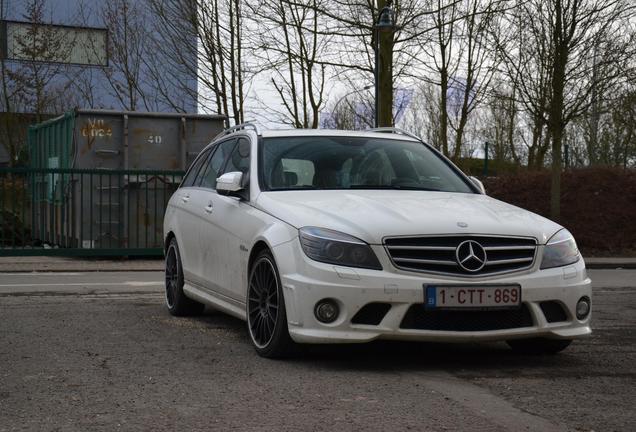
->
[[183, 282, 247, 321]]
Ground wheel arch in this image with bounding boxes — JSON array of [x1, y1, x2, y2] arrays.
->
[[248, 240, 272, 274], [165, 231, 176, 253]]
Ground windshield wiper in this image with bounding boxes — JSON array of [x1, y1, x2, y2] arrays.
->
[[270, 186, 319, 191], [349, 184, 441, 191]]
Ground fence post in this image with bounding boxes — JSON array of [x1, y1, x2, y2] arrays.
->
[[483, 141, 489, 176]]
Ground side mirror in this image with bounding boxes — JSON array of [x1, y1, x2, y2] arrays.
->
[[469, 176, 486, 194], [216, 171, 244, 196]]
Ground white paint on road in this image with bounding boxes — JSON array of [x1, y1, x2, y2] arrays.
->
[[0, 272, 84, 276], [0, 281, 161, 288], [422, 371, 569, 432], [0, 272, 164, 295]]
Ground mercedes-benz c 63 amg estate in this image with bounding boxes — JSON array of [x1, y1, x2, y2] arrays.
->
[[163, 125, 591, 358]]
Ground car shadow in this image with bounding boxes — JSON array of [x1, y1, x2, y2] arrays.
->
[[291, 340, 582, 374], [193, 307, 582, 375]]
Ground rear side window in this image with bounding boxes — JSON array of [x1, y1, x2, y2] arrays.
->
[[180, 147, 212, 188], [198, 139, 237, 189]]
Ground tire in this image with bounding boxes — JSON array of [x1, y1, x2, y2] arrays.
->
[[246, 249, 295, 358], [165, 238, 205, 316], [507, 338, 572, 355]]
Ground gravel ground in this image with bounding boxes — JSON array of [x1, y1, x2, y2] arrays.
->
[[0, 270, 634, 431]]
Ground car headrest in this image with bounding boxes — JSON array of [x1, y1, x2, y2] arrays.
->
[[283, 171, 298, 186]]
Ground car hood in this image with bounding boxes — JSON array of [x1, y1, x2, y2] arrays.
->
[[255, 190, 561, 245]]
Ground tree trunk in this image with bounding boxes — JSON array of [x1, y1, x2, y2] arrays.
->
[[547, 9, 568, 220], [377, 0, 393, 127], [438, 69, 449, 155]]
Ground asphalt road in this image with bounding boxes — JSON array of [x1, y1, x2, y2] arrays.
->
[[0, 270, 634, 432]]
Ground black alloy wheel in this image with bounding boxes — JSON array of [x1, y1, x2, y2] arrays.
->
[[165, 238, 204, 316], [247, 250, 294, 357], [165, 244, 179, 309]]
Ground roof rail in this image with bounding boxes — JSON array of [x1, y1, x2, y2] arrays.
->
[[368, 127, 422, 141], [213, 122, 261, 141]]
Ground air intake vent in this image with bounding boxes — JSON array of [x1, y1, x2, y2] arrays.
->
[[351, 303, 392, 325], [400, 304, 534, 331], [540, 301, 568, 323], [384, 235, 537, 276]]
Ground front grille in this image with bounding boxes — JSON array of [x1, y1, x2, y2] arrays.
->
[[384, 235, 537, 276], [540, 301, 568, 323], [351, 302, 392, 325], [400, 304, 534, 331]]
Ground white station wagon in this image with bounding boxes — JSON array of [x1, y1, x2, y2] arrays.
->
[[163, 125, 591, 358]]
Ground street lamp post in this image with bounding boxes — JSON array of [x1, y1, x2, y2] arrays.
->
[[374, 3, 396, 128]]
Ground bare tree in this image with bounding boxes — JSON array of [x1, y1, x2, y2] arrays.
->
[[247, 0, 329, 128], [580, 83, 636, 167], [0, 0, 20, 166], [98, 0, 154, 111], [6, 0, 73, 122], [543, 0, 634, 218], [481, 82, 520, 163], [401, 81, 442, 148], [496, 0, 635, 217], [150, 0, 246, 123], [1, 0, 79, 165], [415, 0, 507, 159]]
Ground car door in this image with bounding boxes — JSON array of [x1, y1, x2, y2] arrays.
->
[[170, 147, 213, 283], [192, 138, 239, 298], [200, 137, 261, 303]]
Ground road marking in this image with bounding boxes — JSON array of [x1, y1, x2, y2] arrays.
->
[[0, 272, 84, 276], [596, 288, 635, 293], [0, 281, 162, 288], [421, 371, 568, 432]]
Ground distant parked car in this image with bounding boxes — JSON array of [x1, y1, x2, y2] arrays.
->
[[163, 125, 591, 358]]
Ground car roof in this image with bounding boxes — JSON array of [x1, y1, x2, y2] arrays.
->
[[259, 128, 419, 142]]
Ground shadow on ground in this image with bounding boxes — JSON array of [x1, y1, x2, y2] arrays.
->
[[191, 306, 584, 378]]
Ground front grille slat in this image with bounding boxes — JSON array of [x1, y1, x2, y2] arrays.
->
[[484, 245, 536, 251], [393, 257, 457, 266], [388, 245, 456, 251], [484, 257, 534, 266], [385, 235, 537, 277]]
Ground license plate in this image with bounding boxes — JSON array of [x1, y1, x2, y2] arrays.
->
[[424, 285, 521, 309]]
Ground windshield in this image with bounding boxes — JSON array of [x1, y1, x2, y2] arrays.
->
[[260, 136, 475, 193]]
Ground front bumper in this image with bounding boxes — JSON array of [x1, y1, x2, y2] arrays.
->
[[273, 239, 592, 344]]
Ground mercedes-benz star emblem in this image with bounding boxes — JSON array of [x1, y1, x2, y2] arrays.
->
[[456, 240, 487, 272]]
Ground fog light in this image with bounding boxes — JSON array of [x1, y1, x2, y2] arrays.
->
[[315, 299, 339, 323], [576, 297, 591, 320]]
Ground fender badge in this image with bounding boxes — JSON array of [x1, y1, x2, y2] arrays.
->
[[457, 222, 468, 228]]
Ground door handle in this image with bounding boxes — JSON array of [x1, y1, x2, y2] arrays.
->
[[204, 202, 214, 213], [181, 194, 190, 203]]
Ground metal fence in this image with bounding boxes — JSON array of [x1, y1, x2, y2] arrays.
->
[[0, 168, 184, 256]]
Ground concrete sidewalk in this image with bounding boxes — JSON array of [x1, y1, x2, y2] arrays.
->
[[584, 257, 636, 269], [0, 256, 163, 272], [0, 255, 633, 272]]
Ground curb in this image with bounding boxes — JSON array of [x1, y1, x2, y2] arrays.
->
[[585, 262, 636, 270]]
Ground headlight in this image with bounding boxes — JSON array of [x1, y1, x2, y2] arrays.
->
[[540, 229, 580, 269], [299, 227, 382, 270]]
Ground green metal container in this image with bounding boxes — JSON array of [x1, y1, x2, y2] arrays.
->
[[25, 110, 226, 253], [28, 109, 226, 170]]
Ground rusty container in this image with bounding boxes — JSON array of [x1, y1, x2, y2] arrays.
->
[[27, 109, 226, 252]]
